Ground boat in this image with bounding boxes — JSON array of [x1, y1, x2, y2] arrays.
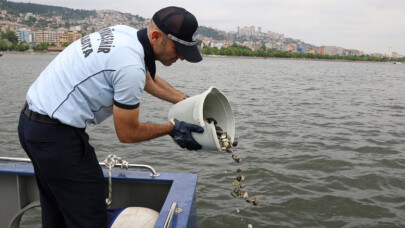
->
[[0, 156, 198, 228]]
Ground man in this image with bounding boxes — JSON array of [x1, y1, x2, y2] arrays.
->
[[18, 6, 203, 227]]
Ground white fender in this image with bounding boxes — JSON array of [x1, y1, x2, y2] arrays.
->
[[110, 207, 159, 228]]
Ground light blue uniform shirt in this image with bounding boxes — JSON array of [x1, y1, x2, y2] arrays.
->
[[27, 25, 146, 128]]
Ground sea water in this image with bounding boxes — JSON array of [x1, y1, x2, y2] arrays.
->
[[1, 54, 404, 227]]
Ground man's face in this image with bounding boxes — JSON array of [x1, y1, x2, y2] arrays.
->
[[154, 35, 184, 66]]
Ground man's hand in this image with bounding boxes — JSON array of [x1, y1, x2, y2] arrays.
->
[[170, 118, 204, 150]]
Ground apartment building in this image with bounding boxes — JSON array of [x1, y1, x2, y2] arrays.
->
[[35, 30, 61, 44], [59, 32, 82, 44]]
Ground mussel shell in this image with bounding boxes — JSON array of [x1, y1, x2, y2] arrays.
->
[[253, 197, 258, 205], [206, 117, 217, 125], [242, 192, 249, 199], [232, 155, 241, 163], [231, 191, 238, 198], [232, 139, 238, 147], [236, 175, 244, 181]]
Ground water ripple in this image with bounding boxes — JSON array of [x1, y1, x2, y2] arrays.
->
[[2, 56, 405, 227]]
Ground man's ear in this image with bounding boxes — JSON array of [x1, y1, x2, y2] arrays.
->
[[150, 30, 162, 46]]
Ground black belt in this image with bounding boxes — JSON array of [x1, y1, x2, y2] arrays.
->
[[23, 102, 61, 124]]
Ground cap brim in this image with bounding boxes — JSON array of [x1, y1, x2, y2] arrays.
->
[[173, 42, 202, 63]]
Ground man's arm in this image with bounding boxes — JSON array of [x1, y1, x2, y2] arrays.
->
[[144, 71, 187, 104], [113, 104, 204, 150], [113, 104, 173, 143]]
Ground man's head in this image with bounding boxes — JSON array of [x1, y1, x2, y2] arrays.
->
[[148, 6, 202, 65]]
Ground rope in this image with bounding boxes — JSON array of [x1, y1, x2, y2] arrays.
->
[[103, 154, 129, 206]]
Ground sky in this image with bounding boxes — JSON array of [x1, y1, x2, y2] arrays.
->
[[14, 0, 405, 55]]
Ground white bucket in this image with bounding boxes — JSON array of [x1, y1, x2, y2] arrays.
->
[[168, 86, 235, 151]]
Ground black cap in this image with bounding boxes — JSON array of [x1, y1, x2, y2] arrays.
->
[[152, 6, 202, 63]]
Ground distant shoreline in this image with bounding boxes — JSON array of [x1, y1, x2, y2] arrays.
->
[[1, 51, 401, 64], [1, 51, 58, 55], [201, 54, 398, 64]]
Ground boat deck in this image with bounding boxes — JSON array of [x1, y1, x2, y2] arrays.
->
[[0, 162, 198, 228]]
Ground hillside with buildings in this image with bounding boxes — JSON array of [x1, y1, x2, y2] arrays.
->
[[0, 0, 402, 58], [0, 0, 148, 49]]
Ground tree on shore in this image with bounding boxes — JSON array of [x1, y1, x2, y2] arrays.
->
[[1, 31, 18, 44], [33, 42, 50, 51], [0, 31, 29, 51], [200, 45, 405, 62]]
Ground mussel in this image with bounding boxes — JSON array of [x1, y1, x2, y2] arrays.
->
[[206, 117, 217, 125], [253, 197, 258, 206], [232, 139, 238, 147], [231, 191, 238, 198], [232, 154, 242, 163], [241, 191, 248, 199], [236, 174, 245, 182]]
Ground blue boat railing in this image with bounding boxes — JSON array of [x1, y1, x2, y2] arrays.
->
[[0, 156, 160, 177], [164, 202, 183, 228]]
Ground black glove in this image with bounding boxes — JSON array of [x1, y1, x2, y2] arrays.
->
[[170, 118, 204, 150]]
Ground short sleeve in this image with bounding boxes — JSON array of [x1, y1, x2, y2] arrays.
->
[[112, 65, 146, 109]]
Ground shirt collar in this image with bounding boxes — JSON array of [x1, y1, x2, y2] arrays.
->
[[137, 28, 156, 80]]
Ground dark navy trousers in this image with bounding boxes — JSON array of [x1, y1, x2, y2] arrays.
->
[[18, 111, 108, 228]]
